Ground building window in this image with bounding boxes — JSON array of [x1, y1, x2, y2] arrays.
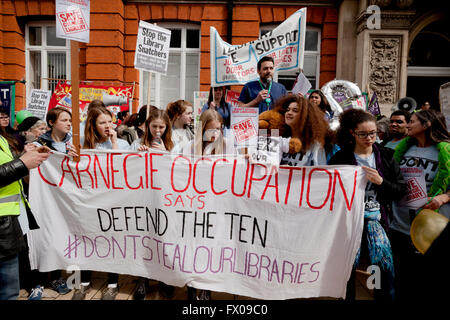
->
[[260, 26, 321, 91], [139, 24, 200, 109], [25, 23, 70, 95]]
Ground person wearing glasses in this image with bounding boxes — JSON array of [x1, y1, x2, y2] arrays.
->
[[329, 108, 406, 301], [381, 110, 411, 150]]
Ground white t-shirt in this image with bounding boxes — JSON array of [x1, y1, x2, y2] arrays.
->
[[389, 145, 440, 235], [280, 141, 327, 166]]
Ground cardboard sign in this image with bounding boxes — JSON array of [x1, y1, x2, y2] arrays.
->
[[28, 150, 365, 300], [55, 0, 90, 43], [193, 91, 209, 127], [230, 106, 259, 148], [210, 8, 306, 86], [292, 72, 312, 96], [134, 21, 171, 75], [225, 90, 241, 108], [27, 89, 51, 120]]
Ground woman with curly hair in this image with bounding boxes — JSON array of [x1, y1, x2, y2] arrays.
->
[[280, 94, 328, 166], [166, 100, 194, 148], [390, 109, 450, 300], [329, 108, 406, 301]]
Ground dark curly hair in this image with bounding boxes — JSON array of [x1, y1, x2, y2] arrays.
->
[[336, 108, 376, 150], [279, 94, 328, 152]]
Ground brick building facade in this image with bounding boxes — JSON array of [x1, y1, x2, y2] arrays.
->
[[0, 0, 338, 112]]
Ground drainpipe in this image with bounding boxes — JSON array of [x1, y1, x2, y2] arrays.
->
[[227, 0, 234, 43]]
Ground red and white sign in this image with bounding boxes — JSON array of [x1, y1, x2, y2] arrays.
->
[[230, 106, 258, 148], [232, 118, 257, 143], [55, 0, 90, 43], [398, 167, 428, 208]]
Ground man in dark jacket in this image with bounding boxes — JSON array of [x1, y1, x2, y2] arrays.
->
[[0, 135, 50, 300]]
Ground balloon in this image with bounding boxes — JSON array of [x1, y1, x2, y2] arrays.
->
[[321, 80, 362, 130], [15, 110, 34, 125], [410, 209, 449, 254]]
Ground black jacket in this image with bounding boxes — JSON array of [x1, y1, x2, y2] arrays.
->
[[0, 158, 30, 260], [328, 143, 407, 230]]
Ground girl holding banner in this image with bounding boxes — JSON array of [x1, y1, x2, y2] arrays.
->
[[279, 95, 328, 166], [130, 108, 177, 300], [73, 107, 130, 301], [329, 108, 406, 301], [131, 109, 173, 152], [166, 100, 194, 148]]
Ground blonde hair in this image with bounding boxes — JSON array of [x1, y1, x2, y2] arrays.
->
[[194, 109, 224, 155]]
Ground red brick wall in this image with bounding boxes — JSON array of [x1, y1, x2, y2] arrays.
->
[[0, 1, 337, 111]]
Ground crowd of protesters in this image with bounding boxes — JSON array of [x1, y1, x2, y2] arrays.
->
[[1, 58, 449, 302]]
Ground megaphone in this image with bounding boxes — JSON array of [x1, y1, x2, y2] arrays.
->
[[392, 97, 417, 113], [101, 92, 128, 107]]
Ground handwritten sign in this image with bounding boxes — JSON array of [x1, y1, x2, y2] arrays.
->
[[55, 0, 90, 43], [230, 107, 259, 149], [134, 21, 171, 75], [193, 91, 209, 127], [28, 150, 365, 300], [27, 89, 51, 120], [210, 8, 306, 86]]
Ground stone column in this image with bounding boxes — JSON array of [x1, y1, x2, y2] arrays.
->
[[354, 0, 415, 115]]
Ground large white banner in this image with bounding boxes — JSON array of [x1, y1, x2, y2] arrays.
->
[[210, 8, 306, 86], [55, 0, 90, 43], [28, 150, 365, 300]]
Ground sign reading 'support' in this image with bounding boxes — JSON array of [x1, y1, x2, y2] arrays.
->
[[210, 8, 306, 86], [134, 21, 171, 75]]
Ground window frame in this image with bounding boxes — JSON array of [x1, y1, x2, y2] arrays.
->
[[259, 25, 321, 91], [139, 22, 201, 109], [25, 22, 71, 97]]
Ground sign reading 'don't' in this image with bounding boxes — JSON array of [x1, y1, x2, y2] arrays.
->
[[55, 0, 90, 43]]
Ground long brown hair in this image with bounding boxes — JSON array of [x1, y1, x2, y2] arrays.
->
[[412, 109, 450, 144], [166, 100, 192, 126], [83, 107, 112, 149], [280, 94, 328, 152], [141, 109, 174, 151]]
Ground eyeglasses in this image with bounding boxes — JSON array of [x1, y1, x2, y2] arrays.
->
[[390, 120, 405, 124], [354, 131, 377, 139]]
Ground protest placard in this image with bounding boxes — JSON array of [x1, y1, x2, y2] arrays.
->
[[28, 150, 365, 300], [55, 0, 90, 43], [27, 89, 51, 120], [210, 8, 306, 86], [134, 21, 171, 75], [225, 90, 240, 108], [230, 106, 259, 149], [193, 91, 209, 127], [292, 72, 312, 96]]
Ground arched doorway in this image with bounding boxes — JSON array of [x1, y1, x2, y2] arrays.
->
[[407, 18, 450, 111]]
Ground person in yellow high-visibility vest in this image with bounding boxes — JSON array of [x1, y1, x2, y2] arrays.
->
[[0, 129, 50, 300]]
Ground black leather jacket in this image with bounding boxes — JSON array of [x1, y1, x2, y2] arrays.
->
[[0, 158, 29, 261], [329, 143, 407, 231]]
